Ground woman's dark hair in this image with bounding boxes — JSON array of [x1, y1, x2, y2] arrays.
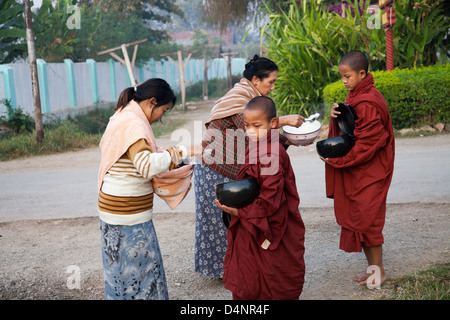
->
[[243, 54, 278, 81], [115, 78, 176, 111]]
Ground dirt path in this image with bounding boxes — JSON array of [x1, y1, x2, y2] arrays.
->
[[0, 100, 449, 300]]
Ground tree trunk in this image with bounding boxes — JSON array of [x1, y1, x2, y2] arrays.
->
[[23, 0, 44, 143]]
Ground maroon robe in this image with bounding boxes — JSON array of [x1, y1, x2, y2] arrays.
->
[[223, 131, 305, 300], [325, 73, 395, 252]]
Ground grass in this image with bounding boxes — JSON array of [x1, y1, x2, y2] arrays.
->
[[363, 262, 450, 300], [0, 122, 100, 161], [387, 263, 450, 300]]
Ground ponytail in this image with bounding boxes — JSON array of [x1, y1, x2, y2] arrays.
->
[[115, 78, 176, 111], [116, 87, 135, 110]]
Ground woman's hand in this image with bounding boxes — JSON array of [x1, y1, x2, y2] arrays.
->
[[215, 199, 239, 217], [331, 103, 341, 118], [186, 144, 203, 157], [278, 115, 305, 128]]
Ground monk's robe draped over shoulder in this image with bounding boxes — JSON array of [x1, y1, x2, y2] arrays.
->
[[325, 73, 395, 252], [223, 132, 305, 299]]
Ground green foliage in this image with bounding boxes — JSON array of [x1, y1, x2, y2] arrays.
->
[[263, 0, 341, 116], [393, 0, 450, 68], [329, 1, 385, 71], [322, 64, 450, 129], [262, 0, 450, 117], [263, 0, 384, 116], [0, 0, 26, 63], [0, 99, 35, 134], [33, 0, 81, 61], [29, 0, 182, 62]]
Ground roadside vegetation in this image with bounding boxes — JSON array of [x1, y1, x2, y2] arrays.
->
[[369, 262, 450, 300]]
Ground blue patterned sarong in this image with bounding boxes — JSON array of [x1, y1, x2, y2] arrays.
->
[[100, 220, 169, 300], [194, 164, 230, 278]]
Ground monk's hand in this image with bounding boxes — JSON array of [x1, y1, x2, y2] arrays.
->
[[282, 137, 300, 147], [278, 115, 305, 128], [215, 199, 239, 217], [331, 103, 341, 118], [320, 156, 332, 164]]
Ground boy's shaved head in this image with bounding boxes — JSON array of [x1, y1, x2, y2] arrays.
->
[[245, 96, 277, 121], [339, 50, 369, 73]]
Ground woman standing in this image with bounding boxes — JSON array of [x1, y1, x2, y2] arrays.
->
[[194, 55, 305, 279], [98, 78, 200, 299]]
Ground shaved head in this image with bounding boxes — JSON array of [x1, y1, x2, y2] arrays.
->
[[339, 50, 369, 74], [245, 96, 277, 122]]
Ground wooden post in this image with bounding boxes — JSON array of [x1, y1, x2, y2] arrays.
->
[[121, 44, 136, 85], [177, 51, 186, 110], [162, 50, 193, 111], [97, 39, 147, 86], [202, 56, 213, 100], [23, 0, 44, 143], [220, 49, 238, 89]]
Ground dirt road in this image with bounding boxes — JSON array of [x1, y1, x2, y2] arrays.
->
[[0, 101, 449, 300]]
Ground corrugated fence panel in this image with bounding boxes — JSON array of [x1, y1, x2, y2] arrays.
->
[[10, 63, 33, 115], [96, 62, 112, 103], [0, 57, 247, 117], [47, 63, 69, 112], [74, 62, 92, 108]]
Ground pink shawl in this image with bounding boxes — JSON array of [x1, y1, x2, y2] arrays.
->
[[98, 100, 193, 210]]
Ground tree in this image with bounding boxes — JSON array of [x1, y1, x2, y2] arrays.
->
[[33, 0, 80, 62], [200, 0, 305, 31], [31, 0, 183, 62], [24, 0, 44, 143], [201, 0, 255, 31], [0, 0, 27, 63]]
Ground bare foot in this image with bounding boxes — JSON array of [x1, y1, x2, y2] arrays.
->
[[358, 269, 386, 288], [353, 271, 370, 283]]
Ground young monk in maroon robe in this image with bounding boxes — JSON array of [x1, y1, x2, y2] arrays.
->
[[216, 96, 305, 300], [320, 50, 395, 287]]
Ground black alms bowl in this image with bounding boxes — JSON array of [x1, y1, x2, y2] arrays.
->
[[336, 103, 357, 138], [215, 178, 260, 208], [316, 134, 355, 158]]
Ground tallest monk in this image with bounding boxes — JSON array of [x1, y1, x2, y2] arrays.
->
[[320, 50, 395, 287]]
